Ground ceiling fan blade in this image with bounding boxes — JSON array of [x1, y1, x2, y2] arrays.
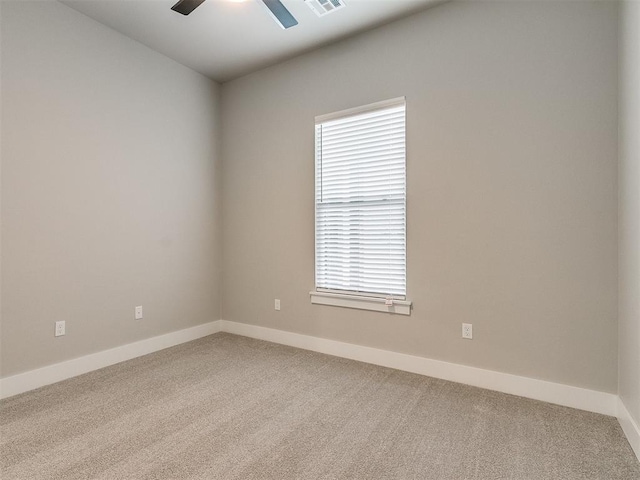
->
[[260, 0, 298, 29], [171, 0, 206, 16]]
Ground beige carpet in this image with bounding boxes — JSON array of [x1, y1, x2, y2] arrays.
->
[[1, 333, 639, 479]]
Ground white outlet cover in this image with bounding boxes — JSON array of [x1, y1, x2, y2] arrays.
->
[[135, 306, 143, 320], [55, 321, 66, 337], [274, 299, 281, 311], [462, 323, 473, 339]]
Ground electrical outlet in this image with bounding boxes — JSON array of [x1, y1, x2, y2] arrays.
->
[[55, 321, 66, 337], [135, 306, 143, 320], [275, 299, 281, 311], [462, 323, 473, 339]]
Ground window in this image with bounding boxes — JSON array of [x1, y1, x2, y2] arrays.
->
[[311, 98, 410, 315]]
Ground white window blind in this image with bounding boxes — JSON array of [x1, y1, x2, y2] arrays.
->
[[315, 98, 406, 298]]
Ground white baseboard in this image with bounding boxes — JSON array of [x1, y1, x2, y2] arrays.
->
[[219, 320, 618, 417], [0, 318, 621, 420], [0, 320, 223, 399], [2, 319, 634, 457], [618, 397, 640, 462]]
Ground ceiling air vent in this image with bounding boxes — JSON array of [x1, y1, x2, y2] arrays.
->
[[304, 0, 346, 17]]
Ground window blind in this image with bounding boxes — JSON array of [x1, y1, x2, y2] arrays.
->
[[315, 98, 406, 298]]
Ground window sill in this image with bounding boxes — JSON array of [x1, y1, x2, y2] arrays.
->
[[309, 291, 412, 316]]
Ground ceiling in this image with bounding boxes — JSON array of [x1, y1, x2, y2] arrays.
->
[[61, 0, 444, 82]]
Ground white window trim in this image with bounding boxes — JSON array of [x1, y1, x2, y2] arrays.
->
[[315, 96, 406, 124], [313, 97, 411, 314], [310, 291, 412, 315]]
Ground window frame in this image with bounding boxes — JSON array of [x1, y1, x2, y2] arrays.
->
[[310, 97, 411, 315]]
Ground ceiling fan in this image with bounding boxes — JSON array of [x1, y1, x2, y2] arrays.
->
[[171, 0, 299, 29]]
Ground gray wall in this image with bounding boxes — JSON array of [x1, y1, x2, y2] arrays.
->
[[221, 0, 619, 393], [619, 0, 640, 425], [1, 1, 222, 376]]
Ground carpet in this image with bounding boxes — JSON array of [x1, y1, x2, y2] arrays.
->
[[1, 332, 639, 479]]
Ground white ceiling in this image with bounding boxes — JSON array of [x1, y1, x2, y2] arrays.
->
[[61, 0, 444, 82]]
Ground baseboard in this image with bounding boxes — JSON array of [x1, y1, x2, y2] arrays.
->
[[0, 320, 223, 399], [0, 318, 621, 420], [618, 397, 640, 462], [219, 320, 618, 417], [2, 319, 631, 455]]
